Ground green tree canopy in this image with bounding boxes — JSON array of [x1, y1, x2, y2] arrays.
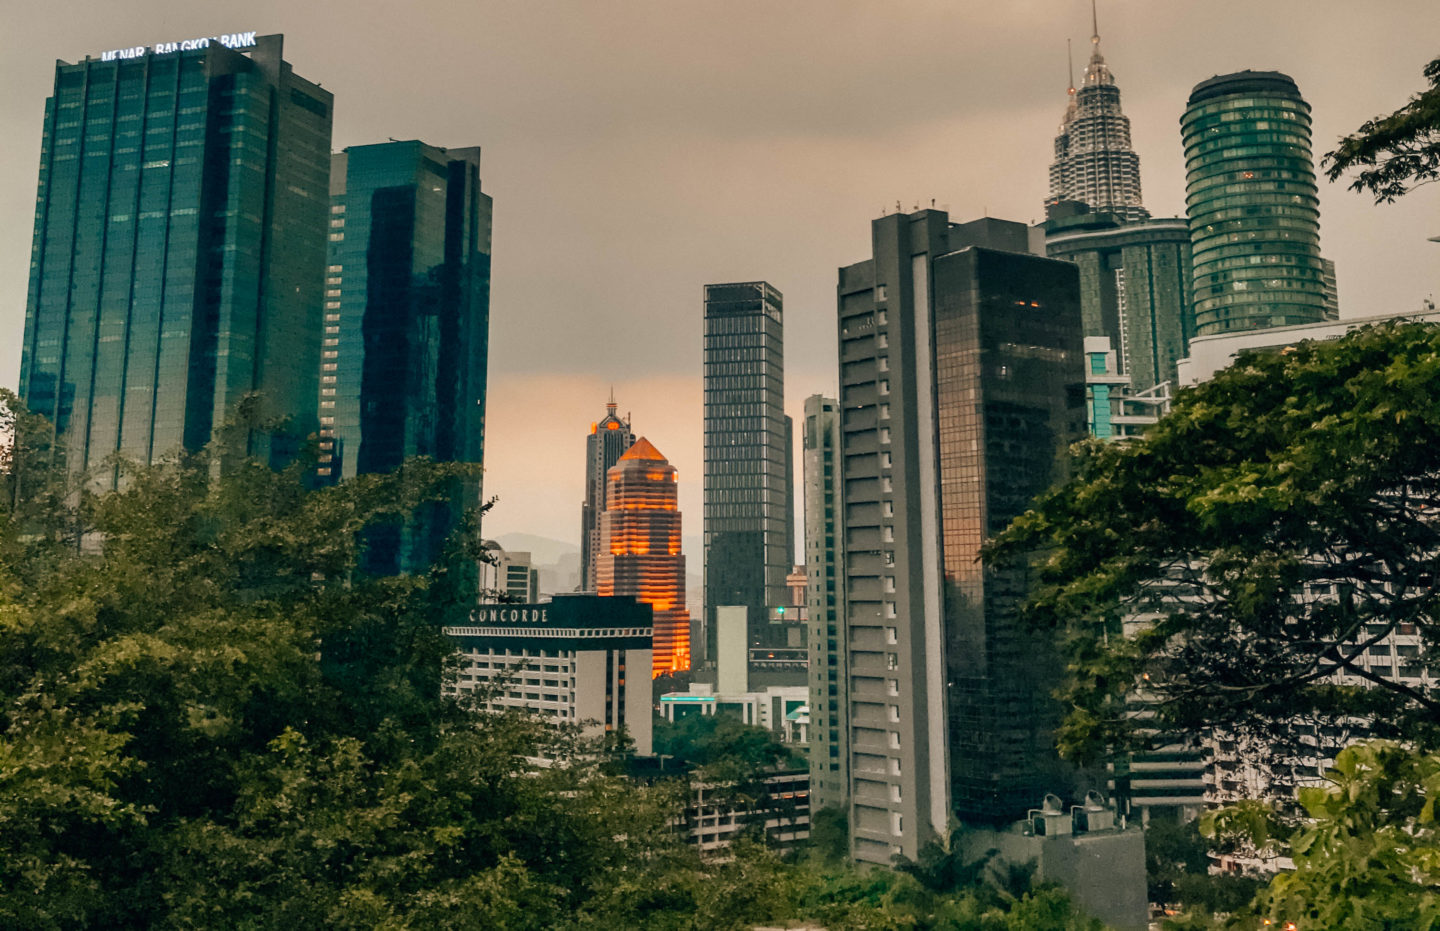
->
[[987, 323, 1440, 763], [1324, 53, 1440, 202]]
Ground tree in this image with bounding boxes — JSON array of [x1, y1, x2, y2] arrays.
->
[[986, 323, 1440, 763], [0, 399, 688, 928], [1201, 741, 1440, 930], [1324, 54, 1440, 202]]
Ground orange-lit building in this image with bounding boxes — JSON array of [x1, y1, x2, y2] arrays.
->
[[597, 437, 691, 677]]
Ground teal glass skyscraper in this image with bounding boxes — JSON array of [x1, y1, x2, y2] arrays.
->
[[317, 141, 492, 577], [18, 35, 331, 482], [1182, 71, 1330, 336]]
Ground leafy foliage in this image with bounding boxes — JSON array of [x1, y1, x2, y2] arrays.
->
[[1324, 54, 1440, 202], [1199, 741, 1440, 930], [0, 396, 1106, 928], [986, 323, 1440, 762]]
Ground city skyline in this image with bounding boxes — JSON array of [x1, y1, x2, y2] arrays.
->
[[2, 1, 1437, 547]]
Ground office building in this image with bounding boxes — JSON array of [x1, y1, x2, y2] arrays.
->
[[1047, 9, 1147, 222], [685, 769, 811, 854], [703, 281, 792, 662], [836, 210, 1086, 864], [1175, 306, 1440, 386], [596, 437, 691, 677], [804, 395, 849, 812], [580, 394, 634, 591], [442, 595, 653, 755], [19, 34, 330, 483], [1084, 337, 1170, 439], [317, 140, 492, 577], [659, 682, 809, 742], [1183, 71, 1330, 336], [1045, 210, 1193, 391], [490, 549, 540, 603]]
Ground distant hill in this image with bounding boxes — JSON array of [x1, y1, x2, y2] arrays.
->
[[492, 532, 578, 566]]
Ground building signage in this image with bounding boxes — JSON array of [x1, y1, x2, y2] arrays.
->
[[472, 607, 550, 624], [100, 31, 258, 62]]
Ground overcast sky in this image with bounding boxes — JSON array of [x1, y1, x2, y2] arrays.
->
[[3, 0, 1437, 548]]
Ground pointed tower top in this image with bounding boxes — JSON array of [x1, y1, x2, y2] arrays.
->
[[1067, 37, 1075, 94], [619, 436, 667, 462], [1089, 0, 1105, 64], [607, 385, 617, 412]]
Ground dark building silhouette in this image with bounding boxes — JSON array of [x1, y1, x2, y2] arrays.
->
[[318, 140, 492, 579], [836, 210, 1087, 864], [703, 281, 793, 663], [19, 34, 330, 482], [580, 394, 634, 592]]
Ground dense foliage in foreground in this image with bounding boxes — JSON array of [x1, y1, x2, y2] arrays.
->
[[0, 393, 1098, 929]]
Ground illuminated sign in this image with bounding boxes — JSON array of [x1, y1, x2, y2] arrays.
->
[[100, 31, 258, 62]]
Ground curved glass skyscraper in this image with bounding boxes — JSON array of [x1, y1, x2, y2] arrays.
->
[[1183, 71, 1330, 336]]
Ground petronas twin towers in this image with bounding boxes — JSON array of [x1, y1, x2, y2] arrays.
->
[[1046, 6, 1148, 222]]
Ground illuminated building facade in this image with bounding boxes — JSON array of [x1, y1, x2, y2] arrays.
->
[[19, 34, 331, 483], [580, 394, 634, 591], [316, 140, 492, 579], [1182, 71, 1330, 336], [597, 437, 691, 677], [703, 281, 793, 662]]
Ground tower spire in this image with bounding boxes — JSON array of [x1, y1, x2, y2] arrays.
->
[[607, 385, 616, 411], [1090, 0, 1104, 64], [1067, 37, 1075, 93]]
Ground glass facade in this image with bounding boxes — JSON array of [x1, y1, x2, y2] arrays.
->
[[931, 248, 1087, 823], [1182, 71, 1329, 336], [580, 397, 634, 591], [1045, 216, 1194, 390], [18, 36, 331, 483], [703, 281, 792, 659], [317, 141, 492, 577]]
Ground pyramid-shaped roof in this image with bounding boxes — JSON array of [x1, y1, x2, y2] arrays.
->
[[619, 436, 667, 462]]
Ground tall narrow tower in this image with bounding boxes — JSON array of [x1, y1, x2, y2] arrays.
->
[[1047, 4, 1148, 221], [316, 140, 492, 579], [703, 281, 791, 664], [597, 438, 691, 677], [580, 394, 634, 591]]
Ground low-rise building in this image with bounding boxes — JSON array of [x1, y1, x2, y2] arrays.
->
[[659, 682, 809, 744], [443, 594, 653, 755]]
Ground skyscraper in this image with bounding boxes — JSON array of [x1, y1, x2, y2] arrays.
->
[[317, 140, 492, 576], [1045, 211, 1194, 390], [703, 281, 792, 663], [580, 395, 634, 591], [836, 210, 1086, 864], [804, 394, 849, 812], [1047, 7, 1147, 222], [1182, 71, 1330, 335], [597, 437, 691, 677], [19, 34, 331, 483]]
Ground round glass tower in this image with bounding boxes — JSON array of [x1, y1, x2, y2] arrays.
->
[[1182, 71, 1328, 335]]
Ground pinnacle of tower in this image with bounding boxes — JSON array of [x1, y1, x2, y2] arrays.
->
[[1083, 0, 1114, 85], [619, 436, 666, 462], [606, 385, 617, 412]]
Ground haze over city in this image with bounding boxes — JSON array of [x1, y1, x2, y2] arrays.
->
[[3, 0, 1436, 547]]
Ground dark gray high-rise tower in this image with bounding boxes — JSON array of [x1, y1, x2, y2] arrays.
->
[[19, 34, 331, 482], [837, 211, 1086, 864], [703, 281, 792, 663], [580, 395, 634, 592], [317, 140, 492, 578]]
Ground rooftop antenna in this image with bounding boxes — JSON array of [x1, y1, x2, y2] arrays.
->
[[1067, 38, 1075, 94]]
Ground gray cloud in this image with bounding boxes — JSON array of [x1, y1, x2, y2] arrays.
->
[[2, 0, 1437, 544]]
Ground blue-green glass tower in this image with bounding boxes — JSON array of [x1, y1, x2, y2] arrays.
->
[[1183, 71, 1330, 336], [317, 141, 492, 577], [18, 35, 332, 482]]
